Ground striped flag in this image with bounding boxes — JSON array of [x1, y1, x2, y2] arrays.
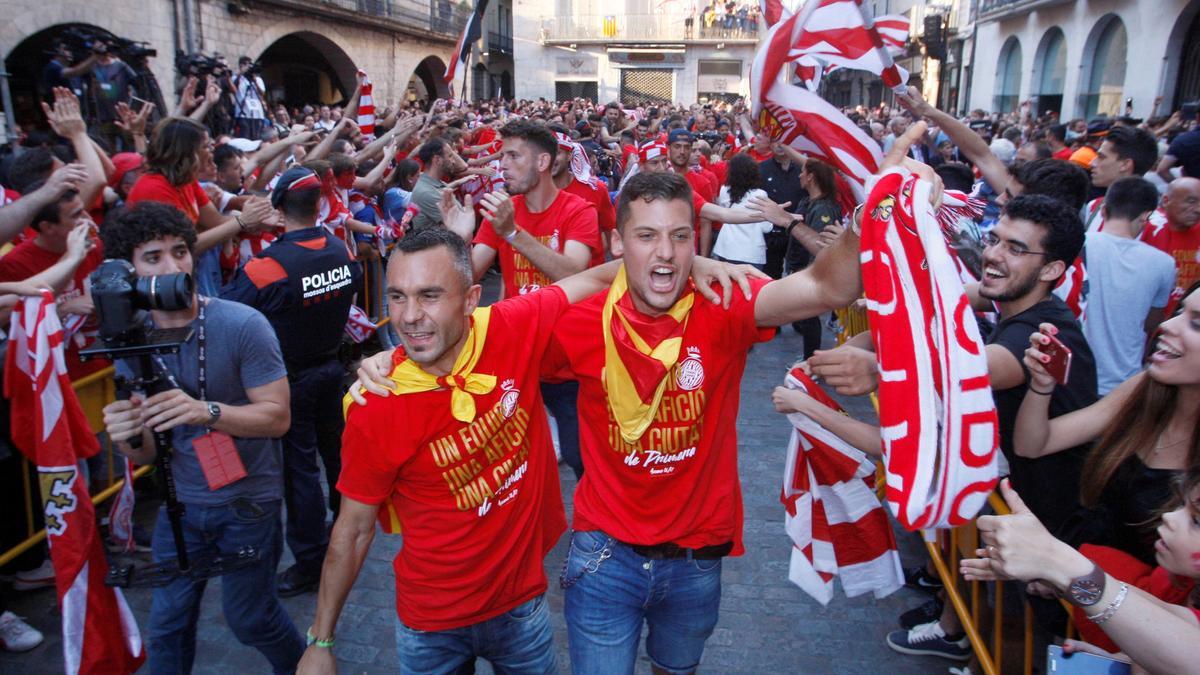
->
[[785, 0, 910, 90], [444, 0, 491, 92], [4, 292, 145, 674], [780, 368, 903, 605], [356, 70, 375, 140]]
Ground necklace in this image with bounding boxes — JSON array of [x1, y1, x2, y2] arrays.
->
[[1153, 433, 1189, 454]]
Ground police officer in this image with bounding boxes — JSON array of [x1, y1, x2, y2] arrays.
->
[[222, 166, 362, 596]]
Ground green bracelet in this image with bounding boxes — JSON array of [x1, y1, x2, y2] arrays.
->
[[306, 627, 335, 649]]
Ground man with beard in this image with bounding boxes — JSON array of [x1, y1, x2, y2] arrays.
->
[[1082, 125, 1159, 231], [548, 125, 617, 260], [464, 120, 602, 479]]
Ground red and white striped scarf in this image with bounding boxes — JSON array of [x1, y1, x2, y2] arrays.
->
[[781, 368, 903, 605], [860, 169, 1000, 530], [356, 70, 375, 140]]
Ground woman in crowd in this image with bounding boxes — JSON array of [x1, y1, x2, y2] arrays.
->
[[962, 471, 1200, 673], [711, 153, 773, 270], [788, 158, 843, 360], [1014, 282, 1200, 563], [125, 116, 276, 293]]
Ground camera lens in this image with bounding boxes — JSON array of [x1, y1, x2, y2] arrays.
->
[[136, 273, 194, 311]]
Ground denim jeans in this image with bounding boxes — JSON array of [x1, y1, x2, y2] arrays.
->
[[393, 595, 557, 674], [282, 360, 343, 573], [147, 499, 305, 674], [540, 381, 582, 478], [562, 530, 723, 675]]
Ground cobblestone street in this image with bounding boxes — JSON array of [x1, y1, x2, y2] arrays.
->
[[4, 317, 952, 674]]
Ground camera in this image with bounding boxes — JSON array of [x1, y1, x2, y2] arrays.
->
[[59, 27, 157, 63], [175, 50, 228, 78], [89, 259, 193, 348]]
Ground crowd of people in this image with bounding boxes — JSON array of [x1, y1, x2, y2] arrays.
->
[[0, 38, 1199, 675]]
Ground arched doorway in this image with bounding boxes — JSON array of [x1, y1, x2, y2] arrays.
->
[[4, 23, 166, 132], [407, 56, 450, 106], [993, 37, 1022, 114], [1032, 28, 1066, 118], [1078, 15, 1128, 118], [1170, 3, 1200, 109], [256, 32, 357, 108]]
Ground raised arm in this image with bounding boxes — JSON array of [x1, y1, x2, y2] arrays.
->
[[42, 88, 106, 209], [896, 86, 1009, 194], [479, 191, 591, 281], [0, 165, 88, 245]]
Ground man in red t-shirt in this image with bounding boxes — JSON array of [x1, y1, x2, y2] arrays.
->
[[0, 187, 106, 379], [469, 120, 602, 480], [301, 227, 747, 671], [549, 126, 617, 260], [545, 170, 863, 673], [668, 129, 717, 205], [1141, 176, 1200, 314]]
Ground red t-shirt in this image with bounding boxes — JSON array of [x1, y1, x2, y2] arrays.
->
[[564, 177, 616, 236], [544, 279, 773, 554], [475, 189, 601, 297], [685, 170, 716, 204], [337, 289, 570, 631], [708, 160, 729, 187], [1053, 147, 1073, 161], [126, 173, 211, 224], [0, 240, 108, 379], [1140, 218, 1200, 315], [746, 147, 774, 162]]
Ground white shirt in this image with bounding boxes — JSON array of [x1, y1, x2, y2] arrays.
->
[[233, 75, 266, 119], [712, 187, 773, 265]]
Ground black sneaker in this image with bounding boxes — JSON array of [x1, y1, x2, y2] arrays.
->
[[886, 621, 971, 661], [904, 565, 943, 593], [276, 564, 320, 598], [899, 598, 944, 630]]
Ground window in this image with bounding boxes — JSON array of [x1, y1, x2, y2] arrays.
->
[[697, 59, 742, 104], [1080, 17, 1128, 118], [993, 37, 1022, 114]]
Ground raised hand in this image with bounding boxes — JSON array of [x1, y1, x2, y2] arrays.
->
[[41, 87, 87, 139]]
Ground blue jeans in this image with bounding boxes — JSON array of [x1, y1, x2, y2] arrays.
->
[[541, 381, 582, 478], [393, 595, 557, 674], [562, 530, 723, 675], [147, 499, 305, 674]]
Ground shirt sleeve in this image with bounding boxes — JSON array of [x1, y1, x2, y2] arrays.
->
[[337, 402, 408, 506], [1153, 256, 1176, 307], [235, 306, 287, 389], [731, 278, 775, 349], [563, 202, 601, 253], [991, 318, 1035, 383], [594, 185, 617, 233], [473, 217, 502, 249], [189, 181, 212, 208]]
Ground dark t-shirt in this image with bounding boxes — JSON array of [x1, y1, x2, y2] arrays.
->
[[1167, 129, 1200, 179], [92, 60, 136, 121], [786, 197, 841, 273], [989, 295, 1098, 535], [757, 158, 807, 217]]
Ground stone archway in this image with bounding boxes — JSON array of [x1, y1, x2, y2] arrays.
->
[[407, 55, 450, 106], [255, 31, 358, 108]]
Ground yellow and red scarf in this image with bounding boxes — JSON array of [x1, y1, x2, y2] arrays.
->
[[602, 265, 694, 443]]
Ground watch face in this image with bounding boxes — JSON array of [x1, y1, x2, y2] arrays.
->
[[1070, 579, 1103, 606]]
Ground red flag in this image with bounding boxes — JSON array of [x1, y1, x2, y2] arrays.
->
[[785, 0, 909, 90], [4, 293, 145, 674], [760, 0, 788, 27]]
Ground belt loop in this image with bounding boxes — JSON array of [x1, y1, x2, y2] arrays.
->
[[686, 548, 694, 562]]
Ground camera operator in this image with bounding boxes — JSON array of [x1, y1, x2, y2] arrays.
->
[[220, 166, 362, 597], [87, 38, 138, 150], [40, 41, 95, 103], [99, 201, 305, 674], [229, 56, 267, 142]]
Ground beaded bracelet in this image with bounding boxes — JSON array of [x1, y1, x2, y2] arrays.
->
[[306, 627, 335, 649]]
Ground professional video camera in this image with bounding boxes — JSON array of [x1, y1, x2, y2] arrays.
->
[[82, 260, 257, 588], [59, 26, 158, 63], [175, 50, 230, 79]]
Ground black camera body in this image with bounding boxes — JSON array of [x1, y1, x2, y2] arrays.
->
[[88, 259, 193, 350], [59, 27, 157, 63], [175, 50, 228, 78]]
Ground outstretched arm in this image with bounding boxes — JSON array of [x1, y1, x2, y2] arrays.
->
[[896, 87, 1008, 194]]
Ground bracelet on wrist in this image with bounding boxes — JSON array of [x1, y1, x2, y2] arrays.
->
[[306, 627, 335, 649], [502, 227, 519, 243], [1028, 385, 1054, 396], [236, 215, 249, 232], [851, 203, 865, 236], [1085, 582, 1129, 625]]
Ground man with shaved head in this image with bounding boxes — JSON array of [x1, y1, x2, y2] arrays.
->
[[1140, 176, 1200, 314]]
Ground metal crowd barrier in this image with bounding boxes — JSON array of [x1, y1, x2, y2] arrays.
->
[[835, 300, 1074, 675], [0, 366, 151, 570]]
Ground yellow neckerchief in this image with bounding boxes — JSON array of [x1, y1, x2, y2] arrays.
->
[[344, 307, 495, 423], [602, 265, 695, 443]]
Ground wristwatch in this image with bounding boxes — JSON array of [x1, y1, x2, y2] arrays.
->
[[205, 401, 222, 426], [1064, 564, 1106, 607]]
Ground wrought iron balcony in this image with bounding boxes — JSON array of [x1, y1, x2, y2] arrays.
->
[[540, 14, 761, 44], [488, 31, 513, 55]]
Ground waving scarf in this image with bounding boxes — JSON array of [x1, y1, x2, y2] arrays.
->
[[602, 265, 694, 443], [344, 307, 494, 423], [781, 368, 903, 605], [859, 169, 999, 530]]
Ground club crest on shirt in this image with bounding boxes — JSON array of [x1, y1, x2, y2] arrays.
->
[[676, 346, 705, 391], [500, 378, 520, 418]]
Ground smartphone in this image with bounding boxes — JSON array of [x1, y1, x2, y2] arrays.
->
[[130, 95, 151, 113], [1046, 645, 1130, 674], [1040, 331, 1073, 386]]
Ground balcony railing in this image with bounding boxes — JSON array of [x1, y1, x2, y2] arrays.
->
[[488, 31, 513, 55], [540, 14, 761, 43], [260, 0, 469, 38]]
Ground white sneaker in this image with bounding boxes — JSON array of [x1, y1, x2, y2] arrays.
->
[[0, 612, 44, 652], [12, 561, 56, 591]]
